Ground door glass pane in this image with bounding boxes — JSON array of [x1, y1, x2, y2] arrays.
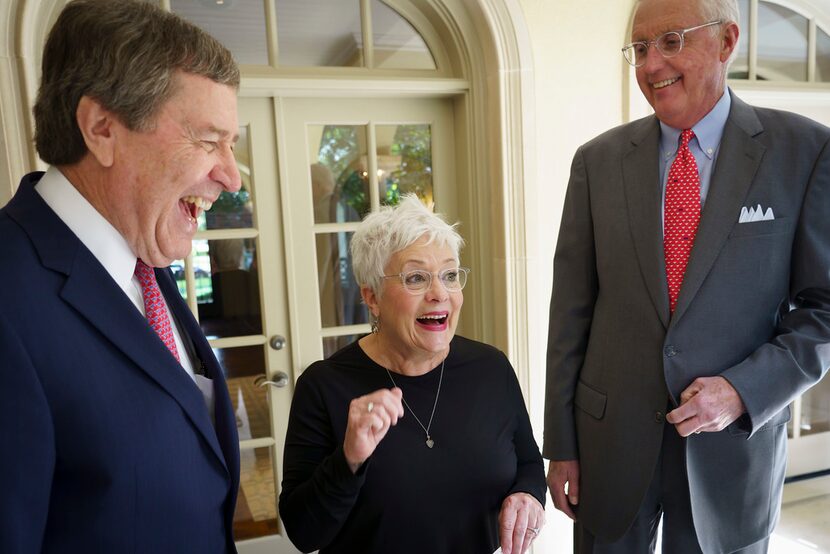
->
[[172, 258, 188, 302], [818, 28, 830, 82], [200, 126, 255, 231], [377, 124, 433, 206], [799, 376, 830, 436], [757, 1, 808, 81], [233, 446, 278, 541], [729, 0, 750, 79], [170, 0, 270, 65], [323, 334, 363, 359], [216, 345, 271, 440], [310, 125, 369, 222], [195, 238, 262, 339], [371, 0, 436, 70], [317, 232, 368, 328], [276, 0, 363, 67]]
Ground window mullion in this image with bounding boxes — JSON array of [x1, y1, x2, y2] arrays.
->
[[749, 0, 758, 80]]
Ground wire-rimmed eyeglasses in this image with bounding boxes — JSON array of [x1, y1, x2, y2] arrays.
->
[[622, 20, 724, 67], [382, 267, 470, 294]]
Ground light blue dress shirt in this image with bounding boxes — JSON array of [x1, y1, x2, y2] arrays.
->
[[659, 90, 731, 230]]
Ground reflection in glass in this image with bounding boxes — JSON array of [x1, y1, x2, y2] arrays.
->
[[276, 0, 362, 67], [309, 125, 369, 222], [171, 0, 270, 65], [799, 376, 830, 436], [818, 28, 830, 83], [757, 1, 808, 81], [172, 258, 188, 301], [200, 126, 254, 231], [729, 0, 750, 79], [195, 239, 262, 339], [323, 334, 364, 359], [233, 446, 278, 540], [376, 124, 433, 207], [371, 0, 436, 70], [213, 345, 270, 440], [317, 232, 368, 328]]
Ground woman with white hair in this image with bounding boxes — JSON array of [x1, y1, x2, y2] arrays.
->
[[279, 195, 546, 554]]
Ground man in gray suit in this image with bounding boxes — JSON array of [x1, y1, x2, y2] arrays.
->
[[544, 0, 830, 552]]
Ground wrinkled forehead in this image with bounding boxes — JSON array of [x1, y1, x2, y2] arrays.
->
[[632, 0, 703, 40]]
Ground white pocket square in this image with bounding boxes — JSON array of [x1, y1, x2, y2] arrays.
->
[[739, 204, 775, 223]]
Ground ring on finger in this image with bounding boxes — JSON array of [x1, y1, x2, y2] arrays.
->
[[526, 526, 539, 536], [367, 401, 374, 413]]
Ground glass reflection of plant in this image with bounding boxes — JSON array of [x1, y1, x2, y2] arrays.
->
[[318, 126, 369, 217], [317, 124, 432, 216], [385, 124, 432, 205]]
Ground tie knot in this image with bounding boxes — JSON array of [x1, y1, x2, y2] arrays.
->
[[134, 259, 156, 284], [680, 129, 695, 149]]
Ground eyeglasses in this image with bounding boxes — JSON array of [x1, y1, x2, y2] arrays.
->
[[382, 267, 470, 294], [622, 20, 723, 67]]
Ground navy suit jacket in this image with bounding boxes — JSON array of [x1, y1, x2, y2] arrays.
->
[[0, 172, 240, 553]]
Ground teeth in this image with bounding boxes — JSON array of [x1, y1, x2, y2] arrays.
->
[[418, 314, 446, 320], [653, 77, 679, 89], [182, 195, 213, 211]]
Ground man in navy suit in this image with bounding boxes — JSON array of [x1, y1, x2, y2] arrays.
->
[[0, 1, 242, 552], [544, 0, 830, 553]]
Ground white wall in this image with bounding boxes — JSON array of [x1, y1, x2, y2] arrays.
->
[[515, 1, 638, 551]]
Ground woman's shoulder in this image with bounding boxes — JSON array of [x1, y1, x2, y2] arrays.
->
[[299, 339, 374, 384], [450, 335, 511, 369]]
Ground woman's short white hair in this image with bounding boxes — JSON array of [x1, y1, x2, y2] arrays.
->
[[350, 194, 465, 296]]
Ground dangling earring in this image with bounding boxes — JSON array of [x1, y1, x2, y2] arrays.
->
[[370, 314, 380, 334]]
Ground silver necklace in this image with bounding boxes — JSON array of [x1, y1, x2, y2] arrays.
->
[[385, 358, 444, 448]]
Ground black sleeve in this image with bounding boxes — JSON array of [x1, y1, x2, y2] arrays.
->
[[278, 367, 367, 553], [502, 353, 547, 507]]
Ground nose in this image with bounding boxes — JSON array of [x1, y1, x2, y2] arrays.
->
[[210, 144, 242, 192], [424, 273, 448, 302], [640, 42, 666, 73]]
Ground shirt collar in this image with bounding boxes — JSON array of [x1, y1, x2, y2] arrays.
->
[[659, 88, 731, 160], [35, 166, 137, 292]]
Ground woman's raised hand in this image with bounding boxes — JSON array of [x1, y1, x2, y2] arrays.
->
[[343, 387, 404, 473]]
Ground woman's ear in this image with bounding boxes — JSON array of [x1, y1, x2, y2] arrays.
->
[[360, 285, 380, 318], [75, 95, 117, 167]]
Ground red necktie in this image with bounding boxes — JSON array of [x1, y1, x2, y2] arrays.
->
[[134, 259, 180, 362], [664, 129, 701, 313]]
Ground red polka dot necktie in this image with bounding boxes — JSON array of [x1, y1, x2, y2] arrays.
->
[[134, 259, 180, 362], [664, 129, 701, 314]]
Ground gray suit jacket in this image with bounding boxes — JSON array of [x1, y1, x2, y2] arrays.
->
[[543, 91, 830, 554]]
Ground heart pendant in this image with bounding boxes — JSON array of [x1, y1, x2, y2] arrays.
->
[[426, 438, 434, 448]]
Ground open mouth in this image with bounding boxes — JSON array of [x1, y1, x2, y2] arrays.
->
[[180, 195, 214, 221], [416, 313, 448, 328]]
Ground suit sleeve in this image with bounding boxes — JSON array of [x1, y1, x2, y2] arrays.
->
[[722, 136, 830, 436], [278, 369, 366, 553], [543, 147, 599, 460], [0, 311, 54, 553]]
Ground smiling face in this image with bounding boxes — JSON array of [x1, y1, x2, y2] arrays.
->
[[363, 236, 463, 364], [103, 71, 241, 266], [633, 0, 738, 129]]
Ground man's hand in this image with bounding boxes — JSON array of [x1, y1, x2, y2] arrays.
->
[[546, 459, 579, 520], [666, 376, 746, 437]]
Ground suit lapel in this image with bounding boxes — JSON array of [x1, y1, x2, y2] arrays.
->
[[623, 117, 671, 328], [9, 178, 228, 473], [671, 94, 766, 324]]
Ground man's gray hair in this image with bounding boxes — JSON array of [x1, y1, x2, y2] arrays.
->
[[34, 0, 239, 166], [350, 194, 465, 296]]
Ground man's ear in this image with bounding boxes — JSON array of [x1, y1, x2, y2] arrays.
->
[[720, 21, 739, 63], [360, 285, 381, 318], [75, 95, 117, 168]]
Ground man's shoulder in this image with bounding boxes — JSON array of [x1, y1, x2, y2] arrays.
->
[[735, 97, 830, 141], [578, 115, 657, 155]]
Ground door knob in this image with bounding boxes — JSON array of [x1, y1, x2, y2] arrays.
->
[[257, 372, 289, 388], [269, 335, 286, 350]]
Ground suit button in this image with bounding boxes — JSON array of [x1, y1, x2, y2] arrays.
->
[[664, 345, 678, 357], [655, 411, 664, 423]]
